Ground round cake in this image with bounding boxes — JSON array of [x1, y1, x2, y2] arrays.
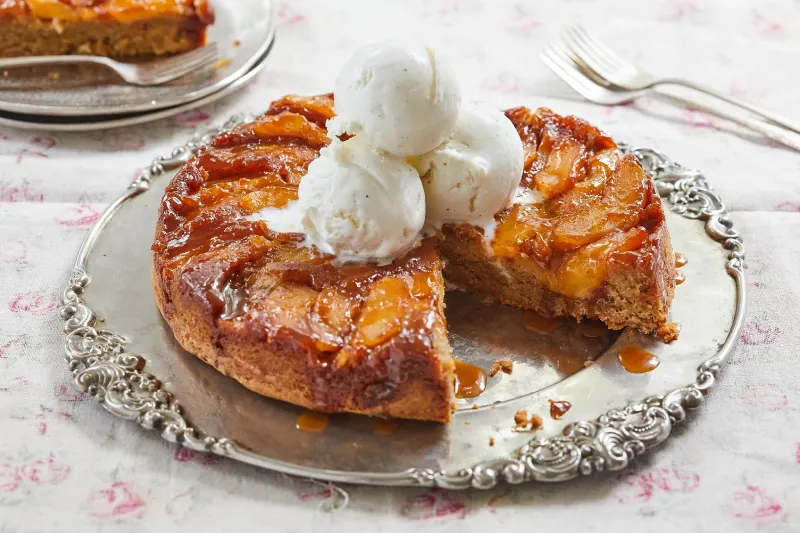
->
[[151, 94, 676, 422]]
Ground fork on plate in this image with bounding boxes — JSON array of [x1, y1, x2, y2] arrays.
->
[[541, 28, 800, 151], [0, 43, 219, 86]]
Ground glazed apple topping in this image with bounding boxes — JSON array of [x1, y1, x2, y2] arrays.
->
[[154, 98, 665, 367], [491, 108, 661, 299]]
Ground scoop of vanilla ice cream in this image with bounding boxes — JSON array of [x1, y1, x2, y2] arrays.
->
[[298, 137, 426, 262], [329, 40, 461, 157], [414, 101, 524, 224]]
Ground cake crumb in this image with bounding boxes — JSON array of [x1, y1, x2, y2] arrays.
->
[[471, 403, 479, 410], [584, 360, 594, 367], [512, 410, 543, 432], [489, 359, 514, 377], [3, 71, 8, 77], [233, 40, 241, 47], [48, 71, 61, 80], [464, 420, 470, 425], [658, 322, 681, 343], [489, 437, 495, 447], [214, 58, 232, 69]]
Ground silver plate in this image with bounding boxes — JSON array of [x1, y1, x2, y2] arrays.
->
[[59, 116, 746, 489], [0, 0, 274, 117], [0, 38, 273, 132]]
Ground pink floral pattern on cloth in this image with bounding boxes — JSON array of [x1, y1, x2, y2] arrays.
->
[[1, 0, 799, 530]]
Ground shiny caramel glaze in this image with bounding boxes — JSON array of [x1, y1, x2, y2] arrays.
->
[[295, 412, 329, 432], [0, 0, 214, 22], [617, 345, 660, 373], [453, 360, 487, 399], [549, 400, 572, 420], [675, 252, 688, 268], [492, 107, 666, 300], [153, 94, 455, 421], [675, 271, 686, 285]]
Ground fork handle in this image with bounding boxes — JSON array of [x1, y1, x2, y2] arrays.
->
[[657, 78, 800, 136], [0, 55, 114, 71], [653, 87, 800, 152]]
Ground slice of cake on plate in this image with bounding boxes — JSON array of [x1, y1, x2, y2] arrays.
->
[[0, 0, 214, 58]]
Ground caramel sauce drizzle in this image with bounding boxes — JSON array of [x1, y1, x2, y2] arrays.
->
[[295, 412, 330, 432], [675, 271, 686, 285], [549, 400, 572, 420], [617, 346, 660, 374], [454, 360, 487, 398], [675, 252, 688, 268]]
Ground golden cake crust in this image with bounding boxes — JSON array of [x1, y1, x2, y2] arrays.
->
[[152, 94, 677, 422]]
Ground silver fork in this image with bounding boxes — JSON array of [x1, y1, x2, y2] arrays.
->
[[540, 42, 800, 152], [0, 43, 219, 86], [562, 25, 800, 135]]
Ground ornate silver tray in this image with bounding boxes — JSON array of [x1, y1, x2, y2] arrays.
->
[[0, 0, 274, 117], [59, 115, 746, 489]]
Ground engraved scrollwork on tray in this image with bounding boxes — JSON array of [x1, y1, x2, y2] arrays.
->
[[59, 121, 745, 489]]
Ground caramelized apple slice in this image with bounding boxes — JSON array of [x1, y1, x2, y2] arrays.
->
[[262, 282, 341, 352], [212, 114, 331, 150], [353, 277, 410, 348], [534, 137, 587, 198], [550, 148, 620, 215], [269, 243, 327, 264], [557, 226, 648, 298], [550, 155, 648, 250], [405, 270, 439, 304], [266, 94, 336, 128], [492, 204, 552, 263], [26, 1, 75, 20], [196, 144, 319, 185], [310, 285, 361, 338], [263, 282, 318, 329], [308, 287, 351, 352], [239, 186, 299, 213]]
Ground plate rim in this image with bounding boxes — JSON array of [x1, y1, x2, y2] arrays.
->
[[0, 0, 274, 117], [58, 115, 747, 489]]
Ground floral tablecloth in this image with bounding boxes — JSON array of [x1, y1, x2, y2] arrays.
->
[[1, 0, 799, 531]]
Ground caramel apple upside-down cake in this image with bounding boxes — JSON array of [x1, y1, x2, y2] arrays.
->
[[152, 41, 678, 423], [0, 0, 214, 57]]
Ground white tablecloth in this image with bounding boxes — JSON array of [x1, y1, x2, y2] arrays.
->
[[1, 0, 799, 531]]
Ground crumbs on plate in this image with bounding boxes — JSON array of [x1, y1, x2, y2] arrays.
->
[[512, 410, 543, 432]]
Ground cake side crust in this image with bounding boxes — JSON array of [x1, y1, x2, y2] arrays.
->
[[151, 258, 457, 422], [440, 220, 676, 341]]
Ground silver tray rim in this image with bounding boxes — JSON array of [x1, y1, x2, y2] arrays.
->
[[0, 37, 274, 132], [0, 0, 275, 117], [58, 114, 746, 490]]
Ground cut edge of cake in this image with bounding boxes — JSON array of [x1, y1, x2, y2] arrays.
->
[[151, 242, 458, 423], [439, 219, 678, 343]]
